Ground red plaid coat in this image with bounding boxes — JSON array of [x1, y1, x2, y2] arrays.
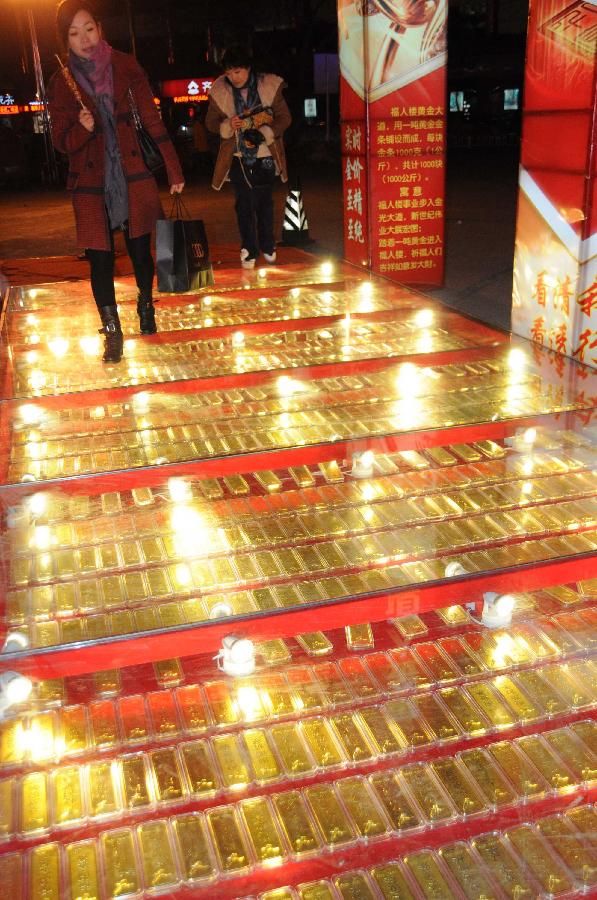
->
[[48, 50, 183, 251]]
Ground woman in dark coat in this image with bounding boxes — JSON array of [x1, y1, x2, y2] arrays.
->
[[48, 0, 184, 362]]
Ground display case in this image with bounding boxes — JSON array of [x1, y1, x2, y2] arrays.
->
[[0, 256, 595, 899]]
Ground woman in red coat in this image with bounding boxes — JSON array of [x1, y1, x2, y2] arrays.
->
[[48, 0, 184, 362]]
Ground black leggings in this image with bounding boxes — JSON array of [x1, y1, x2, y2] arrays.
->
[[86, 227, 154, 309]]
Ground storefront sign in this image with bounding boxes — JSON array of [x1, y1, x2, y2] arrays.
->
[[512, 0, 597, 368], [161, 78, 214, 104], [338, 0, 447, 285]]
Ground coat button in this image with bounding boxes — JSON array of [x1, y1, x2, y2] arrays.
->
[[131, 149, 137, 156], [87, 161, 93, 168]]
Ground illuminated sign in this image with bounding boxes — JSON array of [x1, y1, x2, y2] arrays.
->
[[161, 78, 214, 104], [0, 99, 45, 115]]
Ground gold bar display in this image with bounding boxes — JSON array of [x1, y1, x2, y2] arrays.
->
[[21, 771, 49, 833], [399, 765, 454, 824], [240, 796, 286, 863], [301, 718, 345, 768], [271, 723, 315, 776], [439, 842, 501, 900], [242, 728, 281, 783], [538, 814, 597, 890], [505, 824, 575, 896], [52, 766, 84, 825], [487, 741, 548, 801], [297, 880, 336, 900], [336, 777, 389, 839], [304, 783, 355, 847], [273, 789, 321, 856], [430, 757, 487, 816], [88, 761, 119, 818], [149, 748, 185, 802], [120, 755, 152, 809], [515, 735, 574, 792], [334, 872, 378, 900], [458, 748, 517, 809], [180, 740, 218, 796], [0, 777, 14, 838], [403, 850, 455, 898]]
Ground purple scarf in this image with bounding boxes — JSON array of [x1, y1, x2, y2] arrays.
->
[[69, 39, 114, 109]]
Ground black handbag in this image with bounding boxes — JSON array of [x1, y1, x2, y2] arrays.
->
[[128, 88, 164, 174]]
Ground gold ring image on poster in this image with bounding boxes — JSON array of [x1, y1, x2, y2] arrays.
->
[[338, 0, 447, 101]]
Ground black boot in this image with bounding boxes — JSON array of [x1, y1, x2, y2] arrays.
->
[[98, 304, 123, 363], [137, 294, 157, 335]]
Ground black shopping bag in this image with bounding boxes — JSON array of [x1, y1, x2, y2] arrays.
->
[[156, 196, 214, 293]]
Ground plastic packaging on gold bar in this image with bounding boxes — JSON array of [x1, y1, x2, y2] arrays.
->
[[100, 828, 141, 898], [206, 805, 251, 874], [336, 776, 389, 839], [403, 849, 456, 898], [149, 748, 186, 803], [538, 813, 597, 890], [430, 757, 488, 817], [137, 820, 179, 891], [120, 754, 153, 810], [29, 842, 61, 900], [273, 789, 321, 857], [240, 796, 286, 864], [270, 723, 315, 777], [304, 782, 355, 848], [66, 840, 101, 900], [505, 823, 575, 897], [487, 740, 548, 801], [52, 765, 85, 825], [300, 718, 345, 768], [242, 728, 281, 783], [21, 771, 49, 834], [172, 813, 216, 883], [439, 841, 501, 900], [458, 748, 517, 809], [515, 734, 575, 793], [334, 871, 378, 900]]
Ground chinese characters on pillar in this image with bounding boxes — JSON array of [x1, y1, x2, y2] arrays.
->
[[512, 0, 597, 368], [342, 123, 368, 265]]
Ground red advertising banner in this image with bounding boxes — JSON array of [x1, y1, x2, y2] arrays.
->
[[338, 0, 447, 285], [512, 0, 597, 368], [160, 78, 214, 103]]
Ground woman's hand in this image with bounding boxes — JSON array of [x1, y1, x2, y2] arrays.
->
[[170, 182, 185, 194], [230, 115, 244, 131], [78, 107, 95, 132]]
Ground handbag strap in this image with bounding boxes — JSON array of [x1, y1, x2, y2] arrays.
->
[[169, 194, 193, 220], [128, 88, 142, 129]]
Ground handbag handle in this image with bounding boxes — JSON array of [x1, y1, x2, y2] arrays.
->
[[169, 193, 193, 220]]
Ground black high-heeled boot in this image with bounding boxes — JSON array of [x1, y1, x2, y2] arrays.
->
[[137, 293, 157, 335], [98, 304, 123, 363]]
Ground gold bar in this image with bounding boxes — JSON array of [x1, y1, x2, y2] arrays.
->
[[138, 820, 179, 890], [0, 719, 25, 766], [260, 674, 295, 716], [473, 831, 538, 897], [148, 691, 180, 738], [297, 881, 332, 900], [240, 796, 285, 863], [150, 748, 185, 802], [411, 694, 460, 741], [466, 682, 516, 729], [336, 776, 388, 838], [369, 771, 421, 832], [488, 741, 547, 800], [257, 638, 292, 666], [90, 700, 119, 749], [101, 829, 140, 898], [66, 841, 100, 900], [506, 824, 574, 896], [273, 789, 320, 856], [400, 764, 454, 824], [543, 727, 597, 784], [93, 669, 121, 696], [438, 688, 487, 736], [330, 713, 374, 762], [305, 783, 355, 847], [206, 805, 250, 873], [510, 670, 568, 717], [358, 706, 404, 755], [204, 681, 239, 727], [296, 632, 333, 655], [175, 684, 209, 733], [0, 853, 22, 900], [403, 850, 454, 898], [538, 814, 597, 890], [271, 724, 313, 776], [212, 733, 250, 790], [318, 460, 344, 483], [21, 771, 49, 833], [371, 862, 417, 900], [516, 735, 574, 792], [430, 757, 486, 816], [313, 663, 353, 705], [180, 740, 218, 796], [28, 713, 56, 762], [88, 761, 119, 817], [119, 695, 149, 744], [121, 754, 152, 809], [334, 872, 378, 899], [345, 622, 374, 650], [439, 842, 500, 900], [301, 718, 344, 767], [172, 814, 215, 882], [242, 728, 281, 782], [0, 777, 14, 838], [30, 843, 61, 900], [289, 466, 315, 488], [53, 766, 84, 825], [459, 748, 517, 808], [254, 470, 282, 492]]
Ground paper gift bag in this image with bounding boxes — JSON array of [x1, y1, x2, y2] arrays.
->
[[156, 197, 214, 293]]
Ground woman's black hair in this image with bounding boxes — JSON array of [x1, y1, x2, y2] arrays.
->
[[220, 45, 253, 72], [56, 0, 99, 49]]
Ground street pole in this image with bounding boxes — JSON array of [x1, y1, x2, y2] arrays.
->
[[124, 0, 137, 58], [27, 7, 59, 185]]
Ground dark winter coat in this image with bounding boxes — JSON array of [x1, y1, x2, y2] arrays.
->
[[48, 50, 183, 251]]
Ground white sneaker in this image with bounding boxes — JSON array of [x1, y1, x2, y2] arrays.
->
[[263, 251, 277, 264], [240, 248, 256, 269]]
